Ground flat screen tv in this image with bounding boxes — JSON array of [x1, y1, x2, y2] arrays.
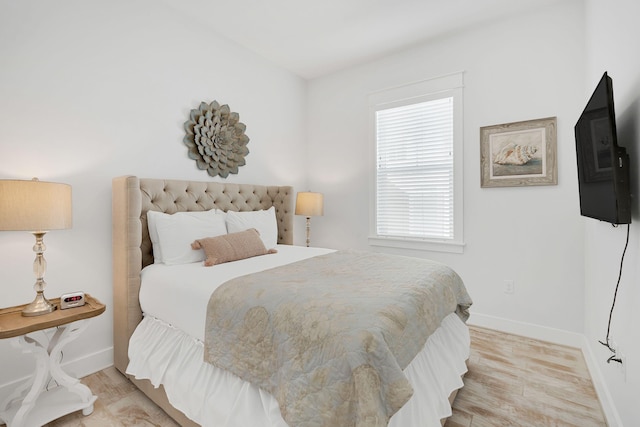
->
[[574, 72, 631, 224]]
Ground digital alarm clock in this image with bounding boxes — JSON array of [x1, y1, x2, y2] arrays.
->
[[60, 292, 86, 309]]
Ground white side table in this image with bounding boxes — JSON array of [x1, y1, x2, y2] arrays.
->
[[0, 294, 105, 427]]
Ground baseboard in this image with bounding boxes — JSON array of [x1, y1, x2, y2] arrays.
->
[[65, 346, 114, 378], [0, 346, 113, 402], [580, 336, 623, 427], [468, 312, 585, 347], [468, 312, 621, 427]]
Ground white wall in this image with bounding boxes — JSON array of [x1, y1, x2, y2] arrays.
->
[[307, 1, 586, 333], [0, 0, 307, 390], [3, 0, 636, 424], [584, 1, 640, 425]]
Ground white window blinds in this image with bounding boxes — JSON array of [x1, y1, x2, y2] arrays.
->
[[375, 97, 454, 240]]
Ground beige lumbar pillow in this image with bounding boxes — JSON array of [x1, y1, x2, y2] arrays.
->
[[191, 228, 277, 266]]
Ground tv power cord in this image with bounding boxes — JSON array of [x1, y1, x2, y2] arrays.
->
[[598, 223, 629, 364]]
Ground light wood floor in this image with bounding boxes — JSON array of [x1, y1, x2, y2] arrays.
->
[[25, 326, 606, 426], [446, 327, 606, 426]]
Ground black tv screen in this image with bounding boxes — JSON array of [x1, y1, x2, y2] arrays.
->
[[574, 72, 631, 224]]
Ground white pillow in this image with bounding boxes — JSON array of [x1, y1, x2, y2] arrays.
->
[[147, 209, 227, 265], [147, 210, 166, 263], [225, 207, 277, 249]]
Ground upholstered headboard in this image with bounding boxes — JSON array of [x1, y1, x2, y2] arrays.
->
[[112, 176, 294, 374]]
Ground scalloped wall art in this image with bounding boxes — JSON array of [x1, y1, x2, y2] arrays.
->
[[183, 101, 250, 178]]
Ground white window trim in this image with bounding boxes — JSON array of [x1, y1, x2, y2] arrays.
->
[[368, 72, 465, 253]]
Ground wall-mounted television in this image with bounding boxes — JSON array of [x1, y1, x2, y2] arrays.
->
[[574, 72, 631, 224]]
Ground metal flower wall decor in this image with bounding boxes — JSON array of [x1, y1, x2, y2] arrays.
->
[[183, 100, 250, 178]]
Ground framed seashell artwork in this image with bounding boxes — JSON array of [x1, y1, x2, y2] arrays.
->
[[480, 117, 557, 187]]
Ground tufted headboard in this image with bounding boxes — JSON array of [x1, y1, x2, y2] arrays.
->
[[112, 176, 294, 374]]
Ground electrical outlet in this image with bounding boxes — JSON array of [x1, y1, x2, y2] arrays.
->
[[504, 280, 514, 294]]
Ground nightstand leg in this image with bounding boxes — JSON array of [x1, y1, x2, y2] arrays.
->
[[48, 321, 96, 414], [0, 338, 38, 412], [1, 320, 97, 427], [10, 334, 51, 427]]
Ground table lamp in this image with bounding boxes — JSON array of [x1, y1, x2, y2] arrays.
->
[[0, 178, 72, 316], [295, 191, 323, 247]]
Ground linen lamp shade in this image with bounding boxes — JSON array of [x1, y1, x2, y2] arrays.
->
[[295, 192, 324, 217], [0, 179, 72, 232]]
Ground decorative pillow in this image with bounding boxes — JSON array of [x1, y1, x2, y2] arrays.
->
[[225, 206, 277, 249], [147, 209, 227, 265], [192, 228, 277, 266]]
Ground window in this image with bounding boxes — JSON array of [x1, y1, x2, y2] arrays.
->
[[369, 72, 464, 253]]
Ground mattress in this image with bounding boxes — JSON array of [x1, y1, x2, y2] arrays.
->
[[127, 245, 470, 426]]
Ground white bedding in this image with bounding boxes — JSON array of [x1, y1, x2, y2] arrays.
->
[[128, 245, 470, 427], [139, 245, 335, 341]]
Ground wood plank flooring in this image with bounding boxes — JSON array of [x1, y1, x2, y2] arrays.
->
[[3, 326, 606, 426], [446, 327, 606, 427]]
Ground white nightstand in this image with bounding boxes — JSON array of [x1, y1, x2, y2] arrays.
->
[[0, 294, 105, 427]]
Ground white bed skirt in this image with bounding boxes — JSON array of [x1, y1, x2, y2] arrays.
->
[[127, 312, 470, 427]]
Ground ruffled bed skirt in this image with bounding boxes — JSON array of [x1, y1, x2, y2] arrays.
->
[[127, 312, 469, 427]]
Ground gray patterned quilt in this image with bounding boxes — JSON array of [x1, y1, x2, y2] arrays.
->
[[204, 250, 472, 427]]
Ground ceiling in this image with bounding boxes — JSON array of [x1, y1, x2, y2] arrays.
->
[[160, 0, 563, 80]]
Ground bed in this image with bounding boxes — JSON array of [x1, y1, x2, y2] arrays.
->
[[112, 175, 472, 427]]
